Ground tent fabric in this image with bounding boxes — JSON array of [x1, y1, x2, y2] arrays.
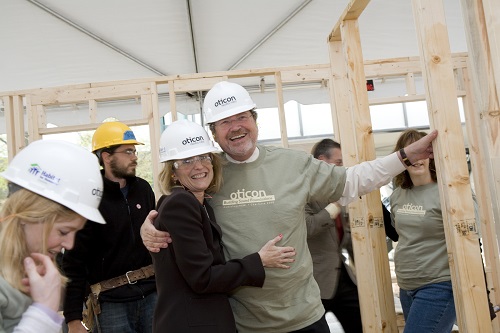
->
[[1, 0, 467, 92]]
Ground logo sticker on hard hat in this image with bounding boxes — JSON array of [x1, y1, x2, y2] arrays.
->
[[214, 96, 237, 107], [182, 136, 205, 145], [28, 163, 61, 185], [123, 130, 137, 140]]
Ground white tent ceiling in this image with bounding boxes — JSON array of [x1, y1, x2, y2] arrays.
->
[[0, 0, 469, 154], [1, 0, 467, 92]]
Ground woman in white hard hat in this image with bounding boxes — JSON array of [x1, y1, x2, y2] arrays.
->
[[151, 119, 296, 333], [0, 140, 105, 333]]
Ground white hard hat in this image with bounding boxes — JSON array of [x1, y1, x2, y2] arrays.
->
[[203, 81, 256, 124], [159, 119, 218, 162], [1, 140, 105, 224]]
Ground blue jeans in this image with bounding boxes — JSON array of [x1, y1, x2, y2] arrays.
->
[[96, 292, 157, 333], [399, 281, 456, 333]]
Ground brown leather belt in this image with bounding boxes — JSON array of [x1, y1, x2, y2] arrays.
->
[[90, 264, 154, 299]]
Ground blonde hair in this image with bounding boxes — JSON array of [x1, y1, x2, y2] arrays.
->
[[158, 152, 224, 195], [0, 188, 79, 292]]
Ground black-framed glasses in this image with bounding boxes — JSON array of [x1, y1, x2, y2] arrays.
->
[[112, 149, 138, 157], [174, 155, 212, 169]]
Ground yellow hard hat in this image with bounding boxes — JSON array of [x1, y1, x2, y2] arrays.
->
[[92, 122, 143, 152]]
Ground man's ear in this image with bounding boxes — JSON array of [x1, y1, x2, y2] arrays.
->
[[101, 151, 112, 164], [317, 155, 327, 162]]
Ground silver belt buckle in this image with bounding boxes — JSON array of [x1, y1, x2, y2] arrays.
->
[[126, 271, 137, 284]]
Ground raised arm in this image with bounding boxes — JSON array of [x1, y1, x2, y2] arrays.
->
[[338, 130, 437, 206]]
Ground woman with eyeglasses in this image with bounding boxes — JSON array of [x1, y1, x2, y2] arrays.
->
[[151, 119, 296, 333]]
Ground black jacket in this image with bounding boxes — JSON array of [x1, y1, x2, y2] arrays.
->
[[62, 172, 156, 323], [152, 188, 264, 333]]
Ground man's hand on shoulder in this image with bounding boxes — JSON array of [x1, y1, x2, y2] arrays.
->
[[140, 210, 172, 252]]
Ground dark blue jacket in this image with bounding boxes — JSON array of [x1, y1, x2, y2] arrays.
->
[[62, 173, 155, 323]]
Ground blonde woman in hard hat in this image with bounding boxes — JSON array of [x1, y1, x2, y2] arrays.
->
[[0, 140, 105, 333], [151, 119, 295, 333]]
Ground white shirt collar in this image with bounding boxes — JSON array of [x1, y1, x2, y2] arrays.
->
[[225, 146, 260, 164]]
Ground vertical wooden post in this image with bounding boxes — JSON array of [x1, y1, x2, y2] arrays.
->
[[25, 96, 43, 142], [274, 72, 289, 148], [147, 83, 162, 197], [329, 17, 397, 331], [3, 96, 16, 160], [169, 80, 178, 122], [461, 67, 500, 331], [89, 99, 98, 123], [460, 0, 500, 245], [412, 0, 492, 331], [12, 96, 25, 154]]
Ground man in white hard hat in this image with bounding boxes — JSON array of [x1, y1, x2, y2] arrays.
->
[[141, 81, 438, 333]]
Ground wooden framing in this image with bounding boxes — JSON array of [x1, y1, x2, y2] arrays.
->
[[412, 0, 491, 331], [329, 1, 398, 331], [327, 0, 500, 331], [1, 1, 499, 330]]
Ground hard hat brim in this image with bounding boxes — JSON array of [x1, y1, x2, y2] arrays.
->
[[0, 173, 106, 225]]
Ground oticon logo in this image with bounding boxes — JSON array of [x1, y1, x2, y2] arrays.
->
[[396, 203, 425, 216], [92, 188, 103, 198], [214, 96, 237, 107], [223, 188, 275, 206], [182, 136, 204, 145]]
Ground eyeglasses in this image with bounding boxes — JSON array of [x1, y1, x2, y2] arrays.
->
[[214, 113, 253, 130], [174, 155, 212, 169], [112, 149, 138, 157]]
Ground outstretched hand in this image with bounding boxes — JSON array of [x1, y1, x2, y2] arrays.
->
[[402, 130, 438, 164], [22, 253, 61, 312], [258, 234, 296, 269], [140, 210, 172, 252]]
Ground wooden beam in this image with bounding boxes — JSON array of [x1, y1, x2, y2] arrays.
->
[[11, 96, 25, 154], [2, 96, 16, 161], [37, 119, 150, 135], [173, 76, 227, 92], [412, 0, 493, 331], [483, 0, 500, 107], [274, 72, 289, 148], [330, 18, 397, 332], [328, 0, 371, 42], [28, 83, 152, 106], [89, 99, 98, 123], [462, 67, 500, 332], [168, 81, 177, 122]]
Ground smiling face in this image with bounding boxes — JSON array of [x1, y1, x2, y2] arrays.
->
[[212, 111, 258, 161], [23, 215, 86, 259], [173, 154, 214, 202], [405, 158, 433, 185]]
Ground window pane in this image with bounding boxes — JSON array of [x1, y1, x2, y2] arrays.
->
[[284, 101, 301, 137], [301, 103, 334, 136], [406, 101, 429, 127], [370, 104, 405, 130], [257, 108, 280, 141]]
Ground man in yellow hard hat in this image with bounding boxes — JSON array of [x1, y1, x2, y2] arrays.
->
[[63, 121, 157, 333]]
